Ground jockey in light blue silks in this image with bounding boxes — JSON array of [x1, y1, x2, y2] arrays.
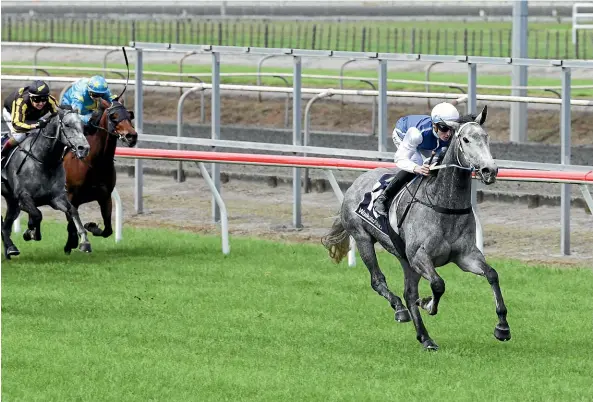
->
[[60, 75, 116, 125], [373, 102, 460, 217]]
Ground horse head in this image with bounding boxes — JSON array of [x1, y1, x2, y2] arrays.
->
[[57, 107, 90, 159], [101, 99, 137, 147], [447, 106, 497, 185]]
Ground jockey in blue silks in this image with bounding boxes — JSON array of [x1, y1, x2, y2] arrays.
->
[[374, 102, 460, 217], [61, 75, 116, 125]]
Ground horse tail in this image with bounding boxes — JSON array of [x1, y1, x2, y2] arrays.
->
[[321, 217, 350, 264]]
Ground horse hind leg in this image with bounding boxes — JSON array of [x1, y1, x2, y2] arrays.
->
[[355, 233, 410, 323], [84, 196, 113, 238], [456, 251, 511, 342]]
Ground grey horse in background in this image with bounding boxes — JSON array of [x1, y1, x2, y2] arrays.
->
[[322, 106, 511, 350], [1, 107, 91, 259]]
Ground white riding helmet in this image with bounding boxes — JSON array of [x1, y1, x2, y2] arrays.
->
[[431, 102, 460, 132]]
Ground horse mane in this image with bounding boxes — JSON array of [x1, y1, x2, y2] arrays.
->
[[457, 113, 478, 124]]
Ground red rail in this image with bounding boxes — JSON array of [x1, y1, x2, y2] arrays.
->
[[114, 148, 593, 184]]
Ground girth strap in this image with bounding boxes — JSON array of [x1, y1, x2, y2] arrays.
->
[[415, 199, 472, 215]]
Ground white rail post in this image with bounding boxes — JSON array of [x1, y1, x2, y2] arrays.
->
[[560, 67, 572, 255], [377, 60, 388, 153], [211, 51, 222, 223], [198, 162, 230, 255], [510, 0, 528, 143], [134, 48, 144, 214], [467, 62, 483, 253], [293, 56, 303, 228], [112, 187, 123, 242]]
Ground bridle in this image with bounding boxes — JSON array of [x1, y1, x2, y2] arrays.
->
[[429, 121, 480, 173], [89, 102, 134, 146]]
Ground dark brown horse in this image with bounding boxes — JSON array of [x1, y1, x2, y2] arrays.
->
[[62, 98, 137, 253]]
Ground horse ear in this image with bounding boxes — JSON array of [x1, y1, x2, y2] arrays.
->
[[475, 105, 488, 125]]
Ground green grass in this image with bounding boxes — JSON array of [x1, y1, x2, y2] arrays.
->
[[3, 61, 593, 99], [2, 221, 593, 401], [2, 18, 592, 59]]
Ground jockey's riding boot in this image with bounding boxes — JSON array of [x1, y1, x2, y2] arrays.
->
[[374, 170, 416, 217]]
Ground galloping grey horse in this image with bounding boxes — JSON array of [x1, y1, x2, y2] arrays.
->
[[1, 107, 91, 259], [322, 106, 511, 350]]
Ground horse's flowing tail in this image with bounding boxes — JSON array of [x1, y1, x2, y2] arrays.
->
[[321, 217, 350, 264]]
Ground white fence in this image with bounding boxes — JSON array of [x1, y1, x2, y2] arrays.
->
[[573, 3, 593, 44]]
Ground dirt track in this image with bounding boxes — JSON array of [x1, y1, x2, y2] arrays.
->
[[10, 173, 592, 268]]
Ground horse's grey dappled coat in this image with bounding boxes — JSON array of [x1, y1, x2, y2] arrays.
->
[[1, 107, 92, 259], [322, 106, 511, 350]]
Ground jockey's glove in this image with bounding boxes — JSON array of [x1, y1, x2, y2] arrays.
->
[[37, 117, 49, 129]]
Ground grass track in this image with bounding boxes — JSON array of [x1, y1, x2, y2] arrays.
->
[[2, 221, 592, 401]]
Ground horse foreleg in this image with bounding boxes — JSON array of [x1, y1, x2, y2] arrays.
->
[[19, 195, 42, 242], [1, 197, 21, 258], [456, 251, 511, 342], [50, 196, 92, 254], [403, 268, 438, 350], [355, 234, 410, 323], [408, 249, 445, 316], [85, 196, 113, 238]]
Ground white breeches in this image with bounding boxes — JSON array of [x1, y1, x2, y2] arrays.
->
[[2, 108, 26, 143]]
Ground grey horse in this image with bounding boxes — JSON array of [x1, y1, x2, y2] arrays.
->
[[322, 106, 511, 350], [1, 107, 91, 259]]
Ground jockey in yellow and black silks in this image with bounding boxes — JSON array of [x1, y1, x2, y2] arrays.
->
[[2, 80, 59, 160]]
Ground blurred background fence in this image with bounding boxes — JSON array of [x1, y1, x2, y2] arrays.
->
[[2, 17, 592, 59]]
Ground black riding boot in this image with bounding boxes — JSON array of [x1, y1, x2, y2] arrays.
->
[[374, 170, 416, 217]]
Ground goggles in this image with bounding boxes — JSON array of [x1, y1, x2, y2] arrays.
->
[[435, 123, 451, 133], [30, 95, 49, 103], [89, 92, 102, 98]]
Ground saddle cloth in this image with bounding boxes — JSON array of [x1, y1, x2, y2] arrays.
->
[[354, 173, 396, 236]]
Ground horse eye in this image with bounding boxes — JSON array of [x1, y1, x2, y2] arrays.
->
[[463, 137, 470, 143]]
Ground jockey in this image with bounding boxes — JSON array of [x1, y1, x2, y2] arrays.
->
[[374, 102, 460, 217], [2, 80, 59, 160], [60, 75, 116, 126]]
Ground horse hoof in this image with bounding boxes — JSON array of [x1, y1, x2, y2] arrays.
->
[[395, 309, 411, 323], [422, 339, 439, 351], [494, 325, 511, 342], [7, 245, 20, 257], [64, 246, 72, 255], [23, 230, 32, 241], [417, 297, 437, 315], [84, 222, 102, 236], [79, 242, 92, 253]]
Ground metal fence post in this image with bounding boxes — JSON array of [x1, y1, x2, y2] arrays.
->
[[211, 51, 221, 223], [467, 63, 477, 114], [377, 60, 388, 153], [510, 0, 528, 142], [177, 85, 205, 183], [293, 56, 303, 228], [560, 67, 572, 255], [467, 62, 482, 251], [134, 48, 144, 214]]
